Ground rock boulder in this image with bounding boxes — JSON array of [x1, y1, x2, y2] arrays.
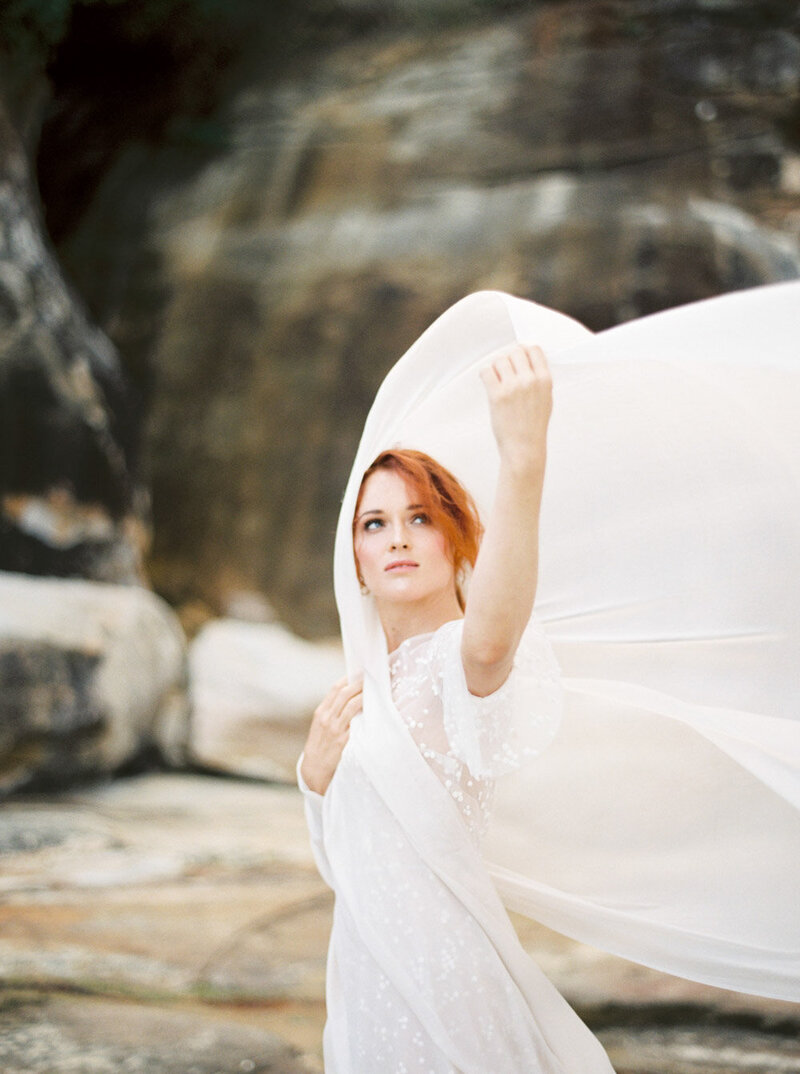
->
[[189, 618, 343, 782], [0, 571, 188, 795]]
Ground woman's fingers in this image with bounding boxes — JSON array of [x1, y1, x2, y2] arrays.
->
[[506, 344, 546, 379], [334, 677, 362, 709], [334, 692, 363, 730], [322, 675, 359, 705], [479, 362, 501, 389], [499, 346, 522, 377], [527, 344, 549, 379], [479, 342, 553, 467], [480, 344, 548, 390], [303, 677, 362, 795], [316, 677, 362, 725], [331, 682, 363, 721], [495, 345, 526, 379]]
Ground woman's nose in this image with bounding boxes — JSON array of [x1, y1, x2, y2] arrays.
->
[[389, 525, 409, 549]]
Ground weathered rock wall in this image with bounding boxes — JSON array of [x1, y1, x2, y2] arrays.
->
[[0, 55, 186, 793], [0, 98, 147, 584], [36, 1, 800, 634]]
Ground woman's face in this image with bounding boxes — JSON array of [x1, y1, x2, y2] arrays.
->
[[353, 468, 456, 607]]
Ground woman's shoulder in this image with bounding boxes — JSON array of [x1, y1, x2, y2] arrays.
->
[[390, 618, 463, 656], [388, 618, 463, 685]]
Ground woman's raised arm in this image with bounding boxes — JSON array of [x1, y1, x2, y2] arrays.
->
[[460, 343, 552, 697]]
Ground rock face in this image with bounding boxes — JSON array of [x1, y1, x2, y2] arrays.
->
[[189, 617, 343, 781], [0, 571, 189, 794], [0, 100, 148, 585], [46, 1, 800, 636]]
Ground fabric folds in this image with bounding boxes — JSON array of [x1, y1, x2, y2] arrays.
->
[[332, 283, 800, 1002]]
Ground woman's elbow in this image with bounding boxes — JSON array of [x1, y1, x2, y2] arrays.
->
[[461, 644, 515, 697], [464, 639, 511, 669], [461, 621, 521, 671]]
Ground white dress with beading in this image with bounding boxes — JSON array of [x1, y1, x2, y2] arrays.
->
[[299, 617, 616, 1073]]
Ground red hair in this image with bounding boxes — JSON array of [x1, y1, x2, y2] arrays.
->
[[353, 449, 483, 608]]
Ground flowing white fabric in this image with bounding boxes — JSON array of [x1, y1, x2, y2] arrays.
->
[[302, 283, 800, 1070]]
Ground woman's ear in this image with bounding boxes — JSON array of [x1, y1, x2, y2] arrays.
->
[[455, 561, 473, 611]]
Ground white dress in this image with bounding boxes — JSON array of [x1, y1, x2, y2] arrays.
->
[[300, 286, 800, 1069], [299, 618, 616, 1073]]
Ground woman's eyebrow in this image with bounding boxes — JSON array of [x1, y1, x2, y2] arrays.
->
[[355, 503, 425, 521]]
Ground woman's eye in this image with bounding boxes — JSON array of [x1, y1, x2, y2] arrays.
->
[[411, 513, 430, 525], [363, 518, 383, 531]]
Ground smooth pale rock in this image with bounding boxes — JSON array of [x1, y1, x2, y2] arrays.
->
[[0, 774, 329, 1064], [0, 994, 315, 1074], [189, 618, 343, 781], [0, 772, 798, 1071], [0, 571, 189, 795]]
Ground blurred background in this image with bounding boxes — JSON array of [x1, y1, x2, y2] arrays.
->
[[3, 0, 800, 638], [1, 2, 799, 1071]]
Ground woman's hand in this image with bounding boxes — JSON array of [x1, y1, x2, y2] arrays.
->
[[300, 677, 363, 795], [479, 344, 552, 474]]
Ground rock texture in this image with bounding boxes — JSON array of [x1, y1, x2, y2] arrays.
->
[[0, 571, 188, 794], [0, 100, 147, 585], [45, 1, 800, 635], [1, 772, 798, 1072], [0, 995, 315, 1074], [189, 618, 343, 781]]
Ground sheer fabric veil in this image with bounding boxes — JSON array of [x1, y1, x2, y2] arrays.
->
[[333, 284, 800, 1002]]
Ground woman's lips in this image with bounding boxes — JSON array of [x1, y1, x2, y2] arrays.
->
[[385, 560, 418, 571]]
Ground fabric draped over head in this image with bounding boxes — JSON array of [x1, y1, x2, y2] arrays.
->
[[333, 283, 800, 1001]]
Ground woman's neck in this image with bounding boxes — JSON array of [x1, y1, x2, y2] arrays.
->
[[377, 590, 463, 654]]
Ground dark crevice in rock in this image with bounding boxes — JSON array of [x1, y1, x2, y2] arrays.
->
[[0, 359, 134, 512], [36, 1, 271, 245], [0, 521, 136, 582], [0, 95, 148, 581], [1, 734, 179, 797], [182, 760, 281, 786], [586, 1000, 800, 1036], [777, 96, 800, 150]]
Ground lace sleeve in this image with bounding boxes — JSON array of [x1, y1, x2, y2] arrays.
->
[[438, 617, 563, 779]]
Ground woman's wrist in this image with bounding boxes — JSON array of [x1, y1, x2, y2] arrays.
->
[[497, 446, 547, 487], [300, 755, 329, 795]]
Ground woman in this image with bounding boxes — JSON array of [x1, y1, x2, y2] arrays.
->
[[299, 287, 800, 1071], [300, 342, 617, 1071]]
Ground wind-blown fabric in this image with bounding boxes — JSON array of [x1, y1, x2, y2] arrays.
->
[[329, 283, 800, 1009]]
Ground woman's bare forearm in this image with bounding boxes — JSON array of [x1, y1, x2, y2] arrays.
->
[[461, 344, 551, 696], [461, 458, 544, 694]]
